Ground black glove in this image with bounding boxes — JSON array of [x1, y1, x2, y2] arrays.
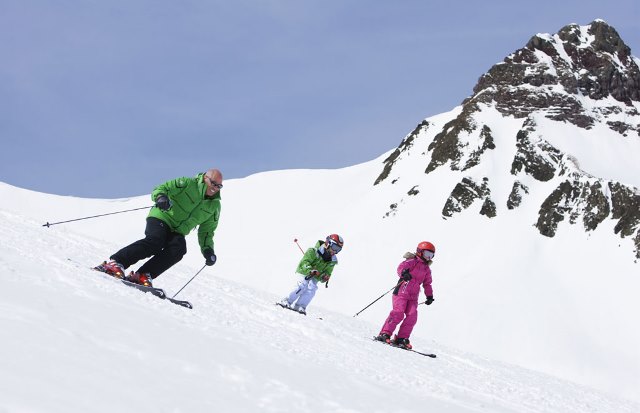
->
[[203, 248, 217, 266], [425, 296, 434, 305], [401, 269, 412, 281], [155, 194, 171, 211]]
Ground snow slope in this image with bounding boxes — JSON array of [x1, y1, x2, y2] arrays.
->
[[1, 202, 638, 413], [2, 98, 639, 407]]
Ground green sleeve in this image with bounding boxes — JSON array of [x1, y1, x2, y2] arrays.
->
[[198, 208, 220, 253], [296, 248, 318, 275], [151, 177, 190, 201], [324, 263, 336, 276]]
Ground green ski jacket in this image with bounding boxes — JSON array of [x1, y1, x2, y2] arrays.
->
[[148, 173, 221, 253], [296, 240, 338, 283]]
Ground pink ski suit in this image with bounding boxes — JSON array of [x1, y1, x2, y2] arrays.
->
[[380, 255, 433, 339]]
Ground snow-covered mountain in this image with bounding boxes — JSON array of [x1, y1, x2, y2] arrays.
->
[[375, 19, 640, 260], [2, 19, 639, 412]]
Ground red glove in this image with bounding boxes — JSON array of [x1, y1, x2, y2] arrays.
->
[[305, 269, 320, 280], [321, 274, 330, 282]]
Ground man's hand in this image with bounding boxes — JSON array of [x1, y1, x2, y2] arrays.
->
[[155, 194, 171, 211], [203, 248, 217, 266]]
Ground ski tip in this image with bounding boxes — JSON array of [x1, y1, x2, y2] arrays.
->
[[168, 299, 193, 309]]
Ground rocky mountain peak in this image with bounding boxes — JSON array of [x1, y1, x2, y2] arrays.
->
[[375, 20, 640, 260], [557, 20, 630, 61], [471, 20, 640, 125]]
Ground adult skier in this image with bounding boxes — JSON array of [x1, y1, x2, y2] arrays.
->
[[278, 234, 344, 315], [95, 169, 222, 286], [375, 241, 435, 349]]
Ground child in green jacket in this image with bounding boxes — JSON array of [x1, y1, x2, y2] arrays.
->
[[279, 234, 344, 315]]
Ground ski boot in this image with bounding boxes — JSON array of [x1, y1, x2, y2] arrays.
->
[[375, 333, 391, 344], [278, 298, 291, 308], [393, 336, 412, 350], [127, 271, 153, 287], [293, 305, 306, 315], [95, 260, 125, 279]]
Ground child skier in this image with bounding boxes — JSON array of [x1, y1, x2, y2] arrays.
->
[[375, 241, 435, 349], [278, 234, 344, 315]]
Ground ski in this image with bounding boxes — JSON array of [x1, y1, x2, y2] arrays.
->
[[275, 302, 306, 315], [69, 259, 193, 309], [372, 337, 436, 358], [120, 277, 166, 298], [395, 346, 437, 358], [275, 302, 323, 320], [162, 294, 192, 309], [120, 278, 193, 309]]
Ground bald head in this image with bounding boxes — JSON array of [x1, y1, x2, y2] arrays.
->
[[204, 168, 223, 196], [205, 169, 223, 182]]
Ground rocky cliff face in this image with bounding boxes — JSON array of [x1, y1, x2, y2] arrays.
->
[[375, 20, 640, 260]]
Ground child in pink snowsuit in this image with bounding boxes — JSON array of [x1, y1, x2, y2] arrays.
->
[[376, 241, 435, 349]]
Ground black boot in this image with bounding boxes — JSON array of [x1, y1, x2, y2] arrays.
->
[[393, 337, 412, 349]]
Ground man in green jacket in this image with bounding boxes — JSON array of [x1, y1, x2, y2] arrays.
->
[[96, 169, 223, 287], [278, 234, 344, 315]]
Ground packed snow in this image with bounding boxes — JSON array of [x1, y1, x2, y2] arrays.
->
[[1, 156, 639, 413]]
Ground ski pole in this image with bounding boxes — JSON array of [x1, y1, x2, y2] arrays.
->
[[292, 238, 308, 293], [295, 238, 331, 289], [293, 238, 305, 254], [42, 206, 153, 227], [353, 280, 403, 317], [172, 264, 207, 298]]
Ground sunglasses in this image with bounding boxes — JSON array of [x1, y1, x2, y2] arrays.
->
[[207, 176, 223, 189], [328, 241, 342, 253], [422, 250, 435, 260]]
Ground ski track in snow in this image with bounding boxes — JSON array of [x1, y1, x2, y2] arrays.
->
[[1, 208, 638, 413]]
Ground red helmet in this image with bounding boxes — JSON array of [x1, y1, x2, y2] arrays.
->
[[417, 241, 435, 254], [326, 234, 344, 248], [326, 234, 344, 252]]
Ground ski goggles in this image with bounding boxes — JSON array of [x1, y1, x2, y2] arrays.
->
[[328, 241, 342, 253], [421, 250, 435, 260]]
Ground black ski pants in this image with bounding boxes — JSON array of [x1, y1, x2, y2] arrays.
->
[[111, 217, 187, 278]]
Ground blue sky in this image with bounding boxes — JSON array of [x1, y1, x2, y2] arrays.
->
[[1, 1, 638, 198]]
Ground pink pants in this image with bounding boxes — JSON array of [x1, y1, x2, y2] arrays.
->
[[380, 295, 419, 339]]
